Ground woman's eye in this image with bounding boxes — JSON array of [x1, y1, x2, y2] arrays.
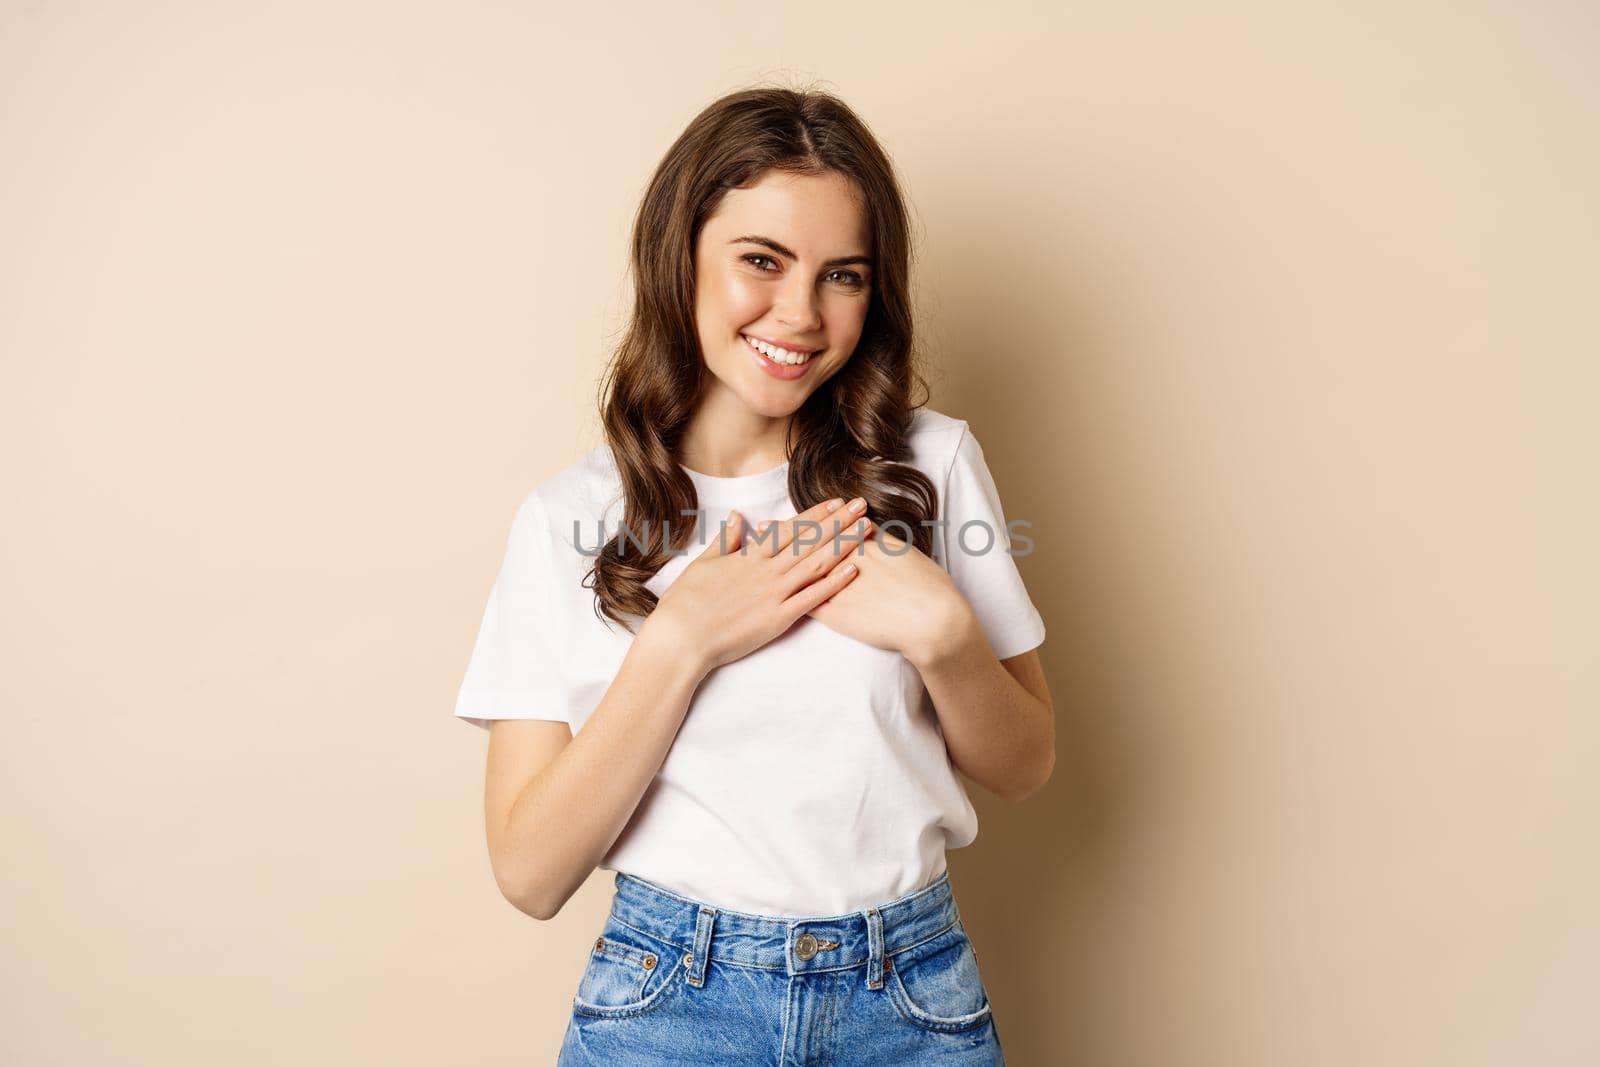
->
[[742, 255, 863, 289]]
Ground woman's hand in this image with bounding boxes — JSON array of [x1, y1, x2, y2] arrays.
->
[[803, 521, 973, 668], [645, 498, 871, 674]]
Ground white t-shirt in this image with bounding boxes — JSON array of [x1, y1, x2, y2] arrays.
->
[[454, 407, 1045, 917]]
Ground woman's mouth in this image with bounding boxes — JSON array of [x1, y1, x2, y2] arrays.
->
[[741, 332, 820, 380]]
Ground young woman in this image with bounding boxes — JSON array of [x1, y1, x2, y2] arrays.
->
[[455, 87, 1053, 1066]]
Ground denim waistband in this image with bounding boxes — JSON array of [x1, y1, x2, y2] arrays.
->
[[607, 869, 962, 988]]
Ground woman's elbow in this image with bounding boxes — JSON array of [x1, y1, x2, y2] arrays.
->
[[1004, 746, 1056, 803], [492, 865, 560, 921]]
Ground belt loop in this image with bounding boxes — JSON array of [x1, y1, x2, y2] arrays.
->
[[686, 905, 716, 988], [865, 906, 885, 990]]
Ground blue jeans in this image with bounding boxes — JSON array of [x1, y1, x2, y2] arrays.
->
[[555, 869, 1005, 1066]]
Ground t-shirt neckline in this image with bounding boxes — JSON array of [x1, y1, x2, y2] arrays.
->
[[681, 460, 791, 500]]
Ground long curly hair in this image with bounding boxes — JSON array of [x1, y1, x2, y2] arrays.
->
[[587, 86, 938, 632]]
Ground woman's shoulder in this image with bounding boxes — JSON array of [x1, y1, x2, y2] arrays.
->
[[907, 405, 967, 443], [905, 405, 973, 476], [511, 442, 626, 548]]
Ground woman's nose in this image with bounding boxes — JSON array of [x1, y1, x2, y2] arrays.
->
[[773, 276, 822, 331]]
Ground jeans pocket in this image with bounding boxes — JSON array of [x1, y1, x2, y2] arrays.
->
[[572, 914, 688, 1019], [884, 922, 995, 1034]]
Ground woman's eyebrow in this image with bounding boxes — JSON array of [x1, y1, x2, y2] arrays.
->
[[727, 234, 873, 270]]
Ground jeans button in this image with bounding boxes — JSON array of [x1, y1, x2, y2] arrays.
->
[[795, 933, 818, 961]]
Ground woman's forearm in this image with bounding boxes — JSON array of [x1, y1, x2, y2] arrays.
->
[[492, 618, 709, 919], [910, 609, 1055, 803]]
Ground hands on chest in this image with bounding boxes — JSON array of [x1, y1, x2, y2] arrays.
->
[[800, 520, 967, 666], [645, 495, 970, 675]]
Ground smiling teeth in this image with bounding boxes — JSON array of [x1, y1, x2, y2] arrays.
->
[[743, 334, 814, 365]]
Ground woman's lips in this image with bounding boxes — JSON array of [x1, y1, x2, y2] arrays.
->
[[742, 333, 820, 380], [741, 332, 822, 355]]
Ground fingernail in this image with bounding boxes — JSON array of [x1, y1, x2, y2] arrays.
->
[[848, 497, 867, 514], [825, 498, 843, 512]]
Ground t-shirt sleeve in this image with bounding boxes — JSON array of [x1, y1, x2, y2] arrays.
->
[[938, 423, 1047, 661], [453, 491, 578, 731]]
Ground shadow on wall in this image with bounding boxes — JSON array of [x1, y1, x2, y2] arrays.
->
[[932, 185, 1162, 1067]]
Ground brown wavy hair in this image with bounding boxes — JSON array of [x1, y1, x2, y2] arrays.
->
[[587, 85, 937, 632]]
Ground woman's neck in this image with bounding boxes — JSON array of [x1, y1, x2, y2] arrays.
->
[[677, 395, 792, 477]]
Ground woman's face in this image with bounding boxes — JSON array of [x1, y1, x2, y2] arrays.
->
[[692, 169, 874, 418]]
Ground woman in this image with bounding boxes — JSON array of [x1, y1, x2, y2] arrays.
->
[[455, 87, 1053, 1066]]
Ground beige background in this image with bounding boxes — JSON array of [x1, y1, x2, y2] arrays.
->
[[3, 2, 1596, 1064]]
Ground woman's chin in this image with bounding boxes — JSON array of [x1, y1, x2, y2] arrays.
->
[[740, 389, 810, 419], [702, 362, 815, 417]]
